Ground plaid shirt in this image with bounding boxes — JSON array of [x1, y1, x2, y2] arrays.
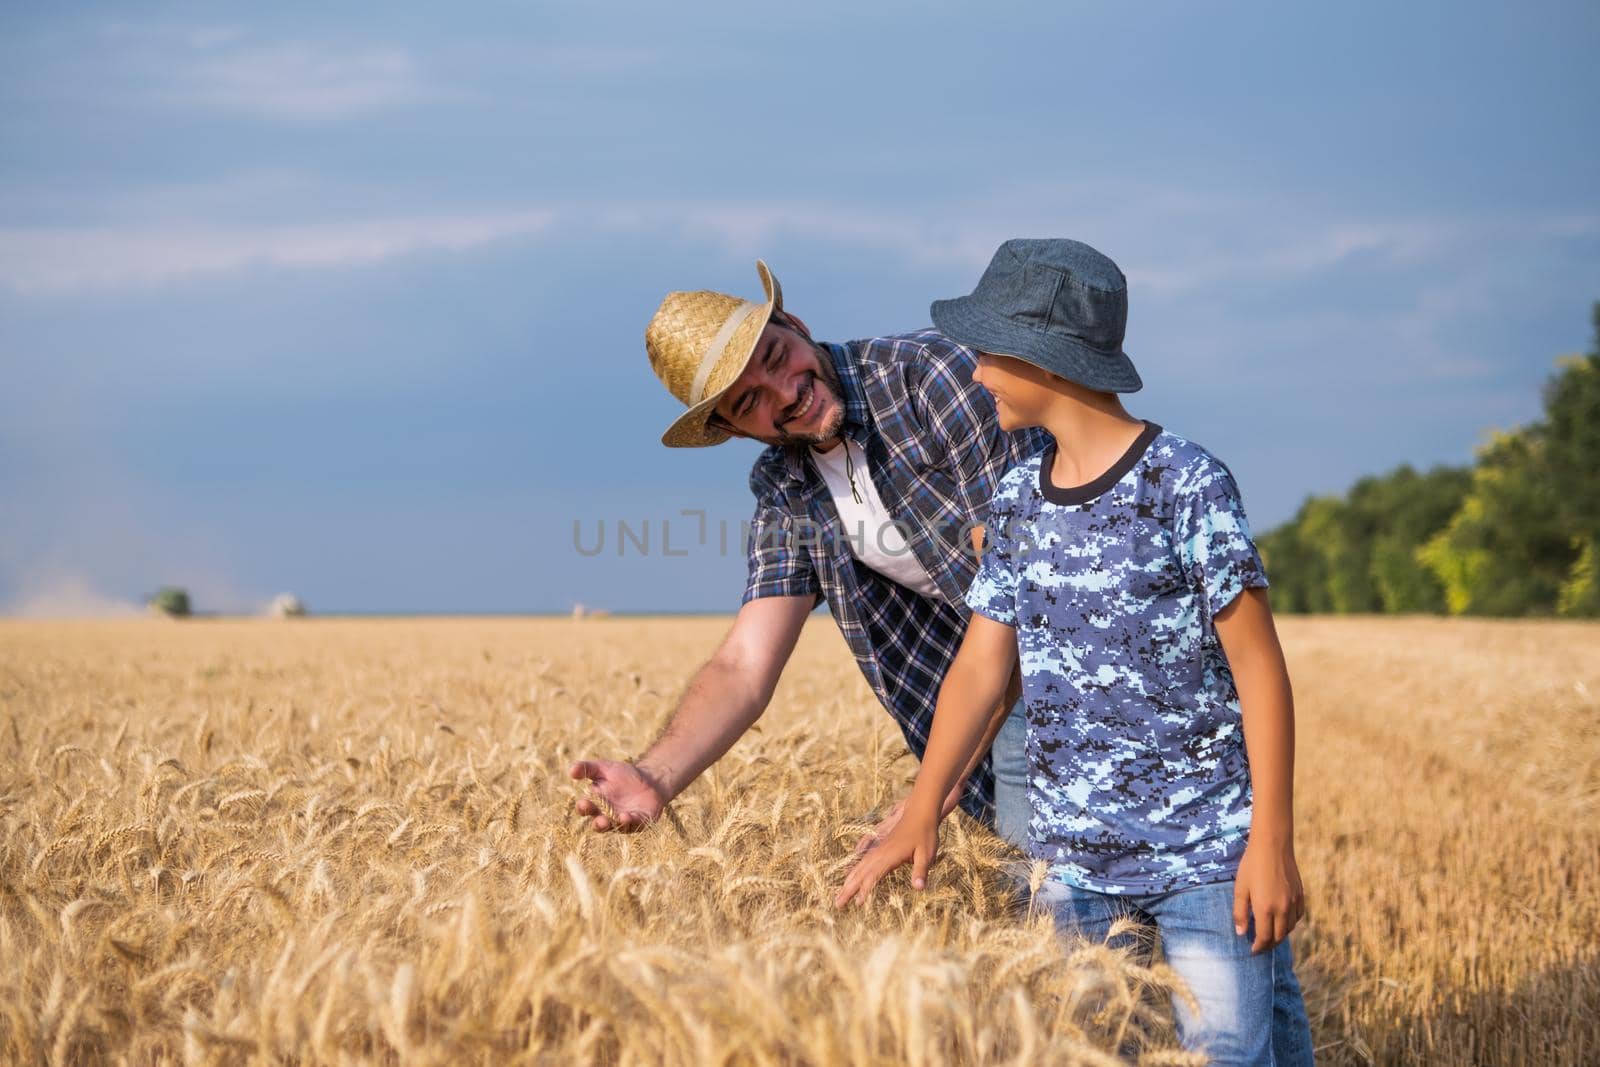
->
[[741, 329, 1050, 822]]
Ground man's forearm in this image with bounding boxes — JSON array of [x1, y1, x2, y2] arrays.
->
[[635, 656, 767, 802]]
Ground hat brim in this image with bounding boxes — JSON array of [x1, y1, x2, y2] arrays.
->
[[931, 295, 1142, 393], [660, 260, 784, 448]]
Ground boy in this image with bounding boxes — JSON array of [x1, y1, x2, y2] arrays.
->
[[834, 239, 1314, 1064]]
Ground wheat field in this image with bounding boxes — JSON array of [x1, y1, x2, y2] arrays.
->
[[0, 615, 1595, 1065]]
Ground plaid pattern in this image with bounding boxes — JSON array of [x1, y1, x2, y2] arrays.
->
[[741, 330, 1050, 822]]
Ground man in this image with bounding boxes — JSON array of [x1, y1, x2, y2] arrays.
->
[[568, 259, 1048, 849]]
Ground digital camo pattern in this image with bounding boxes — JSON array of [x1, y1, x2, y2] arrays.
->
[[964, 428, 1269, 894]]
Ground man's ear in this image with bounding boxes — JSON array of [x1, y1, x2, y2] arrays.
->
[[709, 413, 746, 440]]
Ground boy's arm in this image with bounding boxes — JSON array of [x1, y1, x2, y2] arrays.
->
[[945, 521, 1023, 801], [850, 660, 1021, 856], [949, 522, 1023, 796], [834, 613, 1018, 906], [850, 525, 1024, 856], [1214, 586, 1306, 953]]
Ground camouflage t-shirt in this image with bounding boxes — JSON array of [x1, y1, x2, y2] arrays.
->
[[964, 421, 1269, 894]]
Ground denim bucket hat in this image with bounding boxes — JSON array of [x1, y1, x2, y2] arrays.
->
[[931, 238, 1142, 393]]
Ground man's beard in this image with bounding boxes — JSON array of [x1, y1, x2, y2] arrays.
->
[[773, 343, 846, 448]]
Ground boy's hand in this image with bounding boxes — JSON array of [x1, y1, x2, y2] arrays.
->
[[834, 816, 939, 907], [850, 783, 965, 858], [1233, 838, 1306, 953]]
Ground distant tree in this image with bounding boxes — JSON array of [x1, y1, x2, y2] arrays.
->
[[1417, 430, 1574, 615], [1268, 300, 1597, 617], [1258, 511, 1331, 613], [1263, 466, 1468, 615], [1558, 538, 1600, 617], [1260, 300, 1600, 617], [1543, 303, 1600, 617], [148, 587, 191, 617], [1361, 465, 1471, 614], [1417, 306, 1600, 617], [1296, 494, 1380, 613], [1543, 304, 1600, 537]]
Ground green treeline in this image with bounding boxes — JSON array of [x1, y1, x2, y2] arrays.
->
[[1259, 302, 1600, 617]]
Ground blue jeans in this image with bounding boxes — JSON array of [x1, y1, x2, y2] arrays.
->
[[990, 696, 1030, 848], [1032, 878, 1314, 1066]]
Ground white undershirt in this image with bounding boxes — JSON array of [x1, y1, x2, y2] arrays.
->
[[808, 437, 942, 599]]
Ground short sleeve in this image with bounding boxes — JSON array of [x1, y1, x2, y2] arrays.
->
[[741, 456, 825, 607], [1174, 459, 1269, 620], [962, 474, 1025, 626]]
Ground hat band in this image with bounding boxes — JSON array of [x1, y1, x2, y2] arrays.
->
[[690, 300, 762, 406]]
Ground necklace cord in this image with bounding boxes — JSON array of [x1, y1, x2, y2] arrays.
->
[[843, 439, 863, 504]]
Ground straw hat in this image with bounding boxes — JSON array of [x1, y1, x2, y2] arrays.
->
[[647, 260, 783, 448]]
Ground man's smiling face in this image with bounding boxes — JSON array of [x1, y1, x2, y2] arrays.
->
[[712, 313, 846, 448]]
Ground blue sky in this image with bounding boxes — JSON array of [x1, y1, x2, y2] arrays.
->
[[2, 1, 1597, 614]]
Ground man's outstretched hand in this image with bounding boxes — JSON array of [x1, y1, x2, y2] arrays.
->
[[569, 759, 666, 832]]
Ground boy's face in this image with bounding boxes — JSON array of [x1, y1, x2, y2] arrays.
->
[[970, 350, 1059, 431]]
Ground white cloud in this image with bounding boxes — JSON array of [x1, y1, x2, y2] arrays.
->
[[633, 192, 1600, 304], [655, 202, 1003, 271], [0, 211, 556, 293], [455, 42, 662, 77], [175, 44, 429, 121], [631, 193, 1597, 398], [4, 178, 1595, 405], [98, 22, 248, 51], [94, 23, 440, 121]]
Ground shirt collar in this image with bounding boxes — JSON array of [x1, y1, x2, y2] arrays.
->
[[778, 341, 870, 485]]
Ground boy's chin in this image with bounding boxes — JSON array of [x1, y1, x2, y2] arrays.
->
[[996, 409, 1036, 432]]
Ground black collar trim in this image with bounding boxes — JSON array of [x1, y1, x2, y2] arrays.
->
[[1039, 420, 1162, 506]]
